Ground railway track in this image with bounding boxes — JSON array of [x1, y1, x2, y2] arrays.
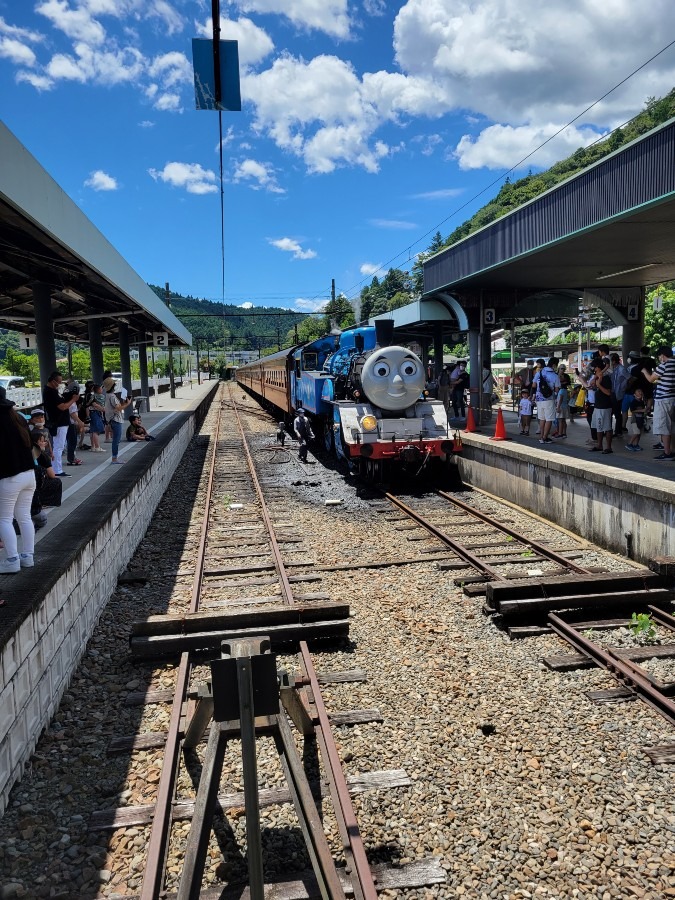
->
[[374, 486, 675, 735], [96, 383, 452, 898]]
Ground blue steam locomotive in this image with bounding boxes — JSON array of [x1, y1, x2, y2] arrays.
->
[[236, 321, 461, 477]]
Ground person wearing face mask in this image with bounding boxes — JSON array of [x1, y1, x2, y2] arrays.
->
[[450, 360, 469, 419]]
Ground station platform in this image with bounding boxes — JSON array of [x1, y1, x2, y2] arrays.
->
[[33, 378, 217, 544], [464, 402, 675, 482], [0, 379, 219, 814]]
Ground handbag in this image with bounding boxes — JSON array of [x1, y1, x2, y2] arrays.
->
[[575, 387, 587, 408]]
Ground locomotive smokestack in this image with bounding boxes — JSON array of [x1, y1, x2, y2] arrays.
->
[[355, 333, 364, 353], [375, 319, 395, 348]]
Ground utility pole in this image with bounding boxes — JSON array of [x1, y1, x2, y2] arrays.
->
[[276, 316, 281, 351], [196, 340, 201, 385], [165, 281, 176, 399], [331, 278, 336, 303]]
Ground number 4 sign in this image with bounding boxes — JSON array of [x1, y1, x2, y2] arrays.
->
[[20, 333, 37, 349], [627, 304, 639, 321], [153, 331, 169, 347]]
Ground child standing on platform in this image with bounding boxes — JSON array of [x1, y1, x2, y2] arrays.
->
[[625, 387, 646, 451], [518, 388, 533, 435], [555, 377, 570, 439]]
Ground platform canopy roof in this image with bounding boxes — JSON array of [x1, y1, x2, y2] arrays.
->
[[0, 121, 191, 347], [423, 116, 675, 301]]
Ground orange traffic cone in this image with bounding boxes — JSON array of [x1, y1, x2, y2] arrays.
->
[[464, 406, 478, 433], [490, 407, 510, 441]]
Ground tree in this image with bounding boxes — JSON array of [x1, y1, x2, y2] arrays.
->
[[504, 324, 549, 349], [388, 291, 411, 311], [286, 316, 325, 345], [5, 349, 40, 384], [644, 286, 675, 351], [323, 294, 355, 331]]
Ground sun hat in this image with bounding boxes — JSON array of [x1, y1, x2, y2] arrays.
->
[[102, 377, 116, 392], [30, 408, 45, 417]]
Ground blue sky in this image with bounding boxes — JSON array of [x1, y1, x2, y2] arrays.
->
[[2, 1, 675, 315]]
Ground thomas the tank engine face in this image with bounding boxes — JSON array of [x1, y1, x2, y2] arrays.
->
[[360, 346, 425, 411]]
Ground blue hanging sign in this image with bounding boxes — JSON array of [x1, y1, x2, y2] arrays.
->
[[192, 39, 241, 111]]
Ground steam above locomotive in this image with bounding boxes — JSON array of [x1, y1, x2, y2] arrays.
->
[[236, 321, 461, 477]]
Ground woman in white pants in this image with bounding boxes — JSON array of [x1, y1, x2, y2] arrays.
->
[[0, 389, 36, 574]]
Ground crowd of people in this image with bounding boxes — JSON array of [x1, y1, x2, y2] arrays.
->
[[0, 371, 156, 574], [513, 345, 675, 458]]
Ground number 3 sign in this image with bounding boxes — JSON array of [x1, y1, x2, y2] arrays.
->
[[153, 331, 169, 347], [484, 308, 496, 326]]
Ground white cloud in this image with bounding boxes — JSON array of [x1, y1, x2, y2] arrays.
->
[[85, 170, 119, 190], [153, 91, 182, 111], [236, 0, 351, 39], [149, 162, 218, 194], [239, 301, 254, 309], [0, 16, 45, 42], [36, 0, 106, 45], [233, 158, 285, 193], [148, 51, 191, 88], [363, 0, 386, 15], [195, 16, 274, 67], [411, 187, 464, 200], [139, 119, 154, 127], [16, 70, 54, 90], [368, 218, 417, 230], [0, 38, 37, 67], [269, 237, 317, 260], [454, 122, 604, 171], [294, 298, 326, 311], [146, 0, 184, 36], [45, 42, 144, 85], [360, 262, 381, 276]]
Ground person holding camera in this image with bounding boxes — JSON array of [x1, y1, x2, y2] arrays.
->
[[42, 371, 75, 477], [103, 376, 132, 465]]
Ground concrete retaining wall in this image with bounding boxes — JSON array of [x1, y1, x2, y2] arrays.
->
[[0, 384, 218, 816], [458, 436, 675, 563]]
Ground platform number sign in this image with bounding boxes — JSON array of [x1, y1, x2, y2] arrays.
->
[[484, 308, 496, 326], [153, 331, 169, 347], [20, 333, 37, 350], [627, 304, 640, 322]]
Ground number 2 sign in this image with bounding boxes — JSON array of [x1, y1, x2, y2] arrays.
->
[[153, 331, 169, 347]]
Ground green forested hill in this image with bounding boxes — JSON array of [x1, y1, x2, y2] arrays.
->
[[147, 285, 306, 351], [442, 90, 675, 249]]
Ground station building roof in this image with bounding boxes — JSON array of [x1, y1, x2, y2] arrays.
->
[[0, 121, 191, 347], [423, 116, 675, 300]]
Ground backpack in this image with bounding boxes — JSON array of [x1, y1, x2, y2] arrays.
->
[[538, 373, 553, 399]]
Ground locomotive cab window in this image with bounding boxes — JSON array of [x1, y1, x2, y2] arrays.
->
[[303, 352, 319, 371]]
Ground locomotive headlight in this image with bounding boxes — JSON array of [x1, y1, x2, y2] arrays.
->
[[360, 415, 378, 432]]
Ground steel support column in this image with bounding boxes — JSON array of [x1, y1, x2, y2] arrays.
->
[[468, 328, 480, 419], [432, 323, 444, 378], [622, 286, 645, 359], [481, 330, 493, 424], [119, 323, 133, 419], [33, 282, 57, 386], [88, 317, 104, 384], [138, 341, 150, 410]]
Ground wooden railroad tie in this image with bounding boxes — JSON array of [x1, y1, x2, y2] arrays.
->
[[485, 570, 671, 618], [130, 600, 350, 659]]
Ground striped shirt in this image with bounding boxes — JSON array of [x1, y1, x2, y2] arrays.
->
[[654, 358, 675, 400]]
